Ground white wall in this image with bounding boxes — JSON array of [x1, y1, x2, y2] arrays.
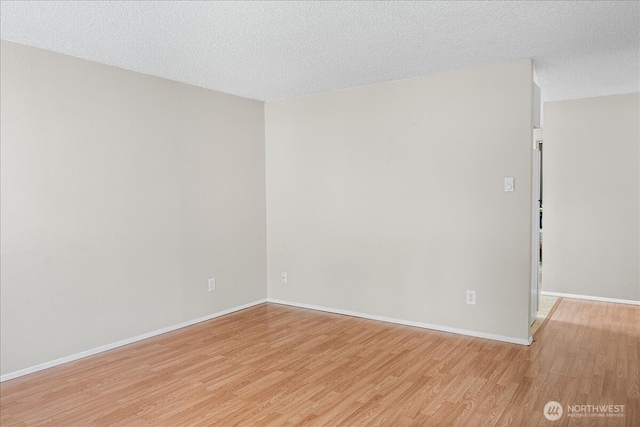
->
[[266, 60, 534, 342], [543, 93, 640, 302], [0, 41, 267, 375]]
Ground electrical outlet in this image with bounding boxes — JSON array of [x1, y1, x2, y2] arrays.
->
[[466, 290, 476, 305], [208, 278, 216, 291], [281, 272, 287, 283]]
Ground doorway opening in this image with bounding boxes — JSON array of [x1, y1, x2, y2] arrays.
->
[[530, 129, 559, 339]]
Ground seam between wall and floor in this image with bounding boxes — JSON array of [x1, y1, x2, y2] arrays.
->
[[0, 299, 267, 383], [5, 292, 638, 382], [1, 297, 532, 382], [540, 291, 640, 306], [267, 298, 533, 346]]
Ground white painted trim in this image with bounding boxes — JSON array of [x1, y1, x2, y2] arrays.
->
[[268, 298, 531, 346], [0, 298, 267, 383], [541, 291, 640, 306]]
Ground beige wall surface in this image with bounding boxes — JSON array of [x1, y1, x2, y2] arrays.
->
[[0, 41, 267, 375], [266, 60, 534, 342], [543, 94, 640, 301]]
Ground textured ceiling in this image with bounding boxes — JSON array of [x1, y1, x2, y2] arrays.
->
[[1, 1, 638, 102]]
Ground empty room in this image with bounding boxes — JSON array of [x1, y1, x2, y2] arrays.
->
[[1, 1, 638, 426]]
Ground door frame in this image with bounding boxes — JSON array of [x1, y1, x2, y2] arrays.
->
[[530, 132, 542, 326]]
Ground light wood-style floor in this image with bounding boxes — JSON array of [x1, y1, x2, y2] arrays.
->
[[531, 294, 560, 338], [1, 299, 638, 426]]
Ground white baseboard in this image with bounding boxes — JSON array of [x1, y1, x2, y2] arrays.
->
[[0, 298, 267, 383], [268, 298, 532, 346], [541, 291, 640, 306]]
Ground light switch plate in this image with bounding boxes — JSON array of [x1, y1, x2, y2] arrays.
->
[[504, 177, 515, 192]]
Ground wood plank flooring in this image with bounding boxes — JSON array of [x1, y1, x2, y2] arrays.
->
[[1, 299, 638, 426]]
